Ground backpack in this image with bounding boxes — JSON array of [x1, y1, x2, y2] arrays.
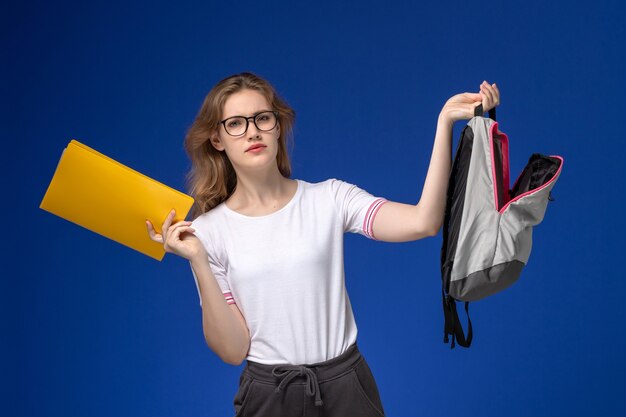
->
[[440, 106, 563, 348]]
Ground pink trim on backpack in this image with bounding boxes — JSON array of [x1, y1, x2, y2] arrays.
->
[[499, 155, 564, 214], [489, 122, 510, 211]]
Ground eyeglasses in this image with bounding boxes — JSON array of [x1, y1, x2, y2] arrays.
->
[[219, 111, 279, 137]]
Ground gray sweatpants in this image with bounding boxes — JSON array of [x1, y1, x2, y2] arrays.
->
[[233, 342, 386, 417]]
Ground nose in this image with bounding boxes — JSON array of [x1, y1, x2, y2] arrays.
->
[[247, 121, 261, 141]]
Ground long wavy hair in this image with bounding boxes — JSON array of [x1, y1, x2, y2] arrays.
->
[[184, 72, 296, 219]]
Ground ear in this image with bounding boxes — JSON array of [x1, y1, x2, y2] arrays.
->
[[210, 135, 225, 151]]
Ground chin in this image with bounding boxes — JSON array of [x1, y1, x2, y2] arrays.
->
[[239, 156, 278, 172]]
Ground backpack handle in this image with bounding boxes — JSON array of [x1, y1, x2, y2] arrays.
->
[[474, 104, 497, 121]]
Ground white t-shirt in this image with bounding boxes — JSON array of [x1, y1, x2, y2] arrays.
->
[[190, 178, 387, 365]]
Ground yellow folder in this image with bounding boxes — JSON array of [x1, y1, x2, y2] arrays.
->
[[40, 140, 195, 261]]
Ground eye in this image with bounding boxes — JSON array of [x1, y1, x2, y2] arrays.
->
[[227, 119, 242, 128]]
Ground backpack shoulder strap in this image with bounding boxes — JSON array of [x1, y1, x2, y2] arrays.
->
[[442, 289, 473, 348]]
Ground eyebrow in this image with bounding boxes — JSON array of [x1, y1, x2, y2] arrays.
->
[[221, 109, 273, 120]]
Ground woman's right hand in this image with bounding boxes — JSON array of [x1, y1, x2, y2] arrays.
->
[[146, 209, 207, 261], [438, 81, 500, 126]]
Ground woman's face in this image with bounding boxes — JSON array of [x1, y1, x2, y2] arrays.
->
[[211, 89, 280, 173]]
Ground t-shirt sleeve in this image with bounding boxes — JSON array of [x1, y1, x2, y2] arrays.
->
[[327, 178, 388, 240], [189, 220, 235, 307]]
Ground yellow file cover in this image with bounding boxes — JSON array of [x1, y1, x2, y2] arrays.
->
[[40, 140, 195, 261]]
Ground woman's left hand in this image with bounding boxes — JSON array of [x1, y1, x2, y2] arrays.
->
[[438, 80, 500, 126]]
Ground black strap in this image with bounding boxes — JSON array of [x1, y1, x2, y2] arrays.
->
[[442, 289, 473, 348], [474, 103, 496, 121]]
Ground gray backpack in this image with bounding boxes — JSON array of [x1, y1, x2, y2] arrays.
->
[[440, 106, 563, 348]]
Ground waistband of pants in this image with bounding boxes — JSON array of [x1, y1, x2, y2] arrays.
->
[[243, 342, 363, 383]]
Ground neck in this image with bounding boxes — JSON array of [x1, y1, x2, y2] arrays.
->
[[230, 165, 293, 207]]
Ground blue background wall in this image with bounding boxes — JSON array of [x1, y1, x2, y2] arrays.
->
[[4, 0, 625, 415]]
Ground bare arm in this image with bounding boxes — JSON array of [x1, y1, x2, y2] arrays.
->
[[190, 255, 250, 365], [147, 210, 250, 365], [372, 82, 500, 242]]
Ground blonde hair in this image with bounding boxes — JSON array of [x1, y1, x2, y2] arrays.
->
[[184, 72, 296, 219]]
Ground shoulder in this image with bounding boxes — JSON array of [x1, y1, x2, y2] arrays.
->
[[190, 203, 229, 239], [190, 204, 231, 257], [191, 203, 226, 226], [299, 177, 365, 196], [298, 177, 351, 191], [299, 178, 372, 212], [295, 178, 355, 200]]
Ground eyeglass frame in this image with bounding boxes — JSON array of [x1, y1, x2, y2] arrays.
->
[[219, 110, 279, 137]]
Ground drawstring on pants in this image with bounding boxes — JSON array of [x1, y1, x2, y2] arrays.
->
[[272, 365, 323, 406]]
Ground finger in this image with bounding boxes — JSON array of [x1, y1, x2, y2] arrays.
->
[[165, 226, 196, 247], [480, 83, 495, 105], [146, 221, 164, 242], [146, 220, 158, 238], [483, 81, 498, 102], [457, 92, 483, 101], [480, 87, 495, 111], [483, 81, 497, 98], [492, 83, 500, 105], [177, 226, 196, 236], [161, 209, 176, 238], [162, 209, 176, 228], [166, 222, 195, 243], [146, 219, 155, 234], [168, 220, 193, 234]]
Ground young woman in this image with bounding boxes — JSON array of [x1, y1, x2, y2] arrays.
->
[[146, 72, 499, 417]]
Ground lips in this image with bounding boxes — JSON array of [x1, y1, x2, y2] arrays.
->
[[246, 144, 267, 152]]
